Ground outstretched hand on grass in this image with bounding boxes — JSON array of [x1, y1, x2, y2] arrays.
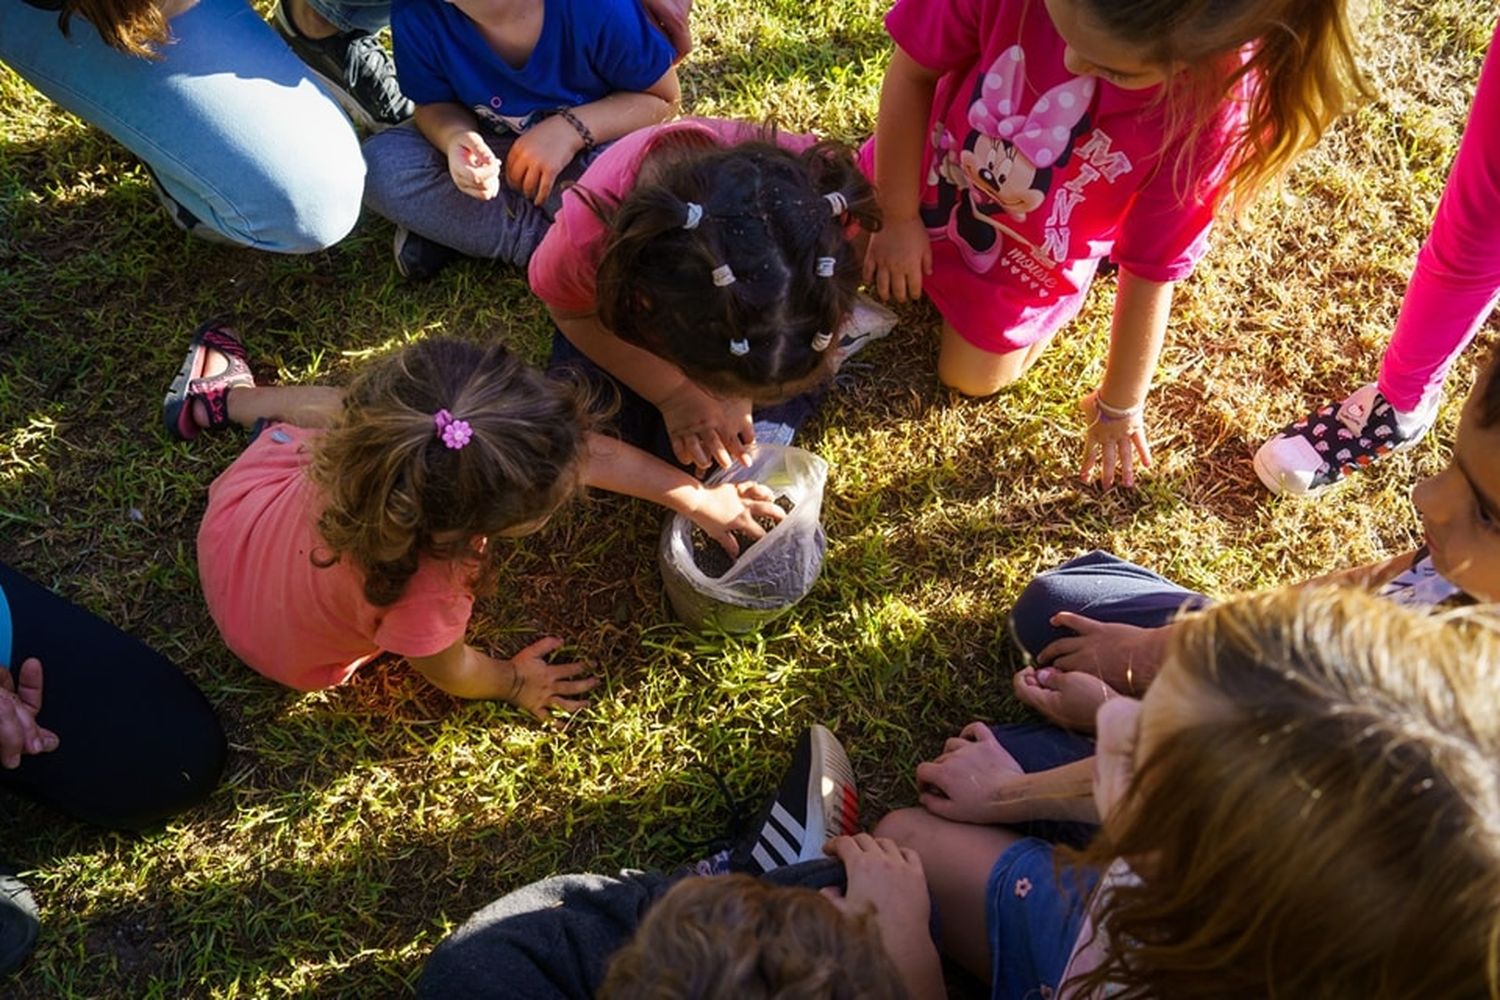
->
[[409, 636, 598, 726], [1078, 390, 1151, 490], [0, 657, 59, 769], [685, 479, 785, 557]]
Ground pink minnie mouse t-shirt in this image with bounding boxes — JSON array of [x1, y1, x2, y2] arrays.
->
[[862, 0, 1245, 352]]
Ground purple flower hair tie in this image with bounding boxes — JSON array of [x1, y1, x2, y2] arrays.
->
[[433, 409, 473, 450]]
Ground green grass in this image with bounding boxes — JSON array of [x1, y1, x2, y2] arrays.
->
[[1, 0, 1495, 995]]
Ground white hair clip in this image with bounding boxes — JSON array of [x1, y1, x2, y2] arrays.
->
[[810, 331, 833, 352], [729, 338, 751, 356], [711, 264, 737, 287], [824, 192, 848, 217], [683, 202, 704, 230], [816, 256, 836, 278]]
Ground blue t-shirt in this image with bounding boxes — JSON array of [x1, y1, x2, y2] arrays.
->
[[392, 0, 674, 134]]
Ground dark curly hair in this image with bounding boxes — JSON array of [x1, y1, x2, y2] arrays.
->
[[587, 129, 881, 403], [308, 338, 594, 607]]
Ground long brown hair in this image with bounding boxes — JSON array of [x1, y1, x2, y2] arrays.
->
[[1076, 0, 1372, 209], [309, 338, 594, 607], [599, 875, 908, 999], [585, 129, 881, 403], [1067, 586, 1500, 998], [57, 0, 170, 59]]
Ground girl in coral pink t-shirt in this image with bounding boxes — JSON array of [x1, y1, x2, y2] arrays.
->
[[171, 328, 783, 723], [864, 0, 1368, 488]]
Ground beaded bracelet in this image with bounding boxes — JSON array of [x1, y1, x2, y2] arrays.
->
[[555, 108, 597, 152]]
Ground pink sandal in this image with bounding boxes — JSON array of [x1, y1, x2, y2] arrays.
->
[[162, 321, 255, 441]]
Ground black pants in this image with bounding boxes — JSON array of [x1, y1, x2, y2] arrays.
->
[[0, 562, 225, 831]]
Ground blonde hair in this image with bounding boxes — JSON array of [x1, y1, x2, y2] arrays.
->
[[1068, 586, 1500, 998], [309, 338, 594, 607], [598, 875, 908, 1000], [1074, 0, 1373, 210]]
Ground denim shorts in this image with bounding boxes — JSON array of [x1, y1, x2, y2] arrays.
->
[[986, 837, 1100, 1000]]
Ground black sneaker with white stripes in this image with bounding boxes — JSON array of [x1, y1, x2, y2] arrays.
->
[[729, 725, 859, 875]]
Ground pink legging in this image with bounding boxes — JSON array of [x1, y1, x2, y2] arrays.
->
[[1377, 20, 1500, 412]]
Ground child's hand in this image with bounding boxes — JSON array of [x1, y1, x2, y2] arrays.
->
[[507, 116, 582, 206], [0, 658, 59, 769], [1079, 390, 1151, 489], [1013, 665, 1116, 731], [822, 835, 941, 996], [863, 215, 932, 303], [502, 636, 599, 728], [684, 480, 785, 557], [913, 722, 1024, 825], [657, 382, 754, 473], [446, 131, 501, 200], [1036, 612, 1166, 692]]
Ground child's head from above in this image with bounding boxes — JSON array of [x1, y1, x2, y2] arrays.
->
[[597, 875, 907, 1000], [593, 136, 880, 403], [1076, 586, 1500, 998], [1412, 345, 1500, 602], [1041, 0, 1369, 204], [310, 337, 593, 606]]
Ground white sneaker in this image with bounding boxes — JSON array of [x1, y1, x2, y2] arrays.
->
[[830, 294, 898, 368]]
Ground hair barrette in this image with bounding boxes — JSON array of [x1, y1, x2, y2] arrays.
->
[[711, 264, 737, 287], [433, 409, 473, 450], [815, 256, 836, 278], [728, 338, 751, 356], [683, 202, 704, 230], [810, 331, 833, 352], [823, 192, 848, 217]]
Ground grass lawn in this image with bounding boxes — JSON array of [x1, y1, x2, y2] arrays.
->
[[0, 0, 1494, 995]]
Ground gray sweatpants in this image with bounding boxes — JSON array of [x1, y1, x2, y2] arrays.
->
[[361, 123, 605, 266]]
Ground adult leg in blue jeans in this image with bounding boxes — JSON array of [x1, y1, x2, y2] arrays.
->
[[1, 0, 367, 253], [548, 332, 826, 467]]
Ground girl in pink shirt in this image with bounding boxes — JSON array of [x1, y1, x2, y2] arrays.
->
[[169, 328, 783, 723], [875, 586, 1500, 998], [865, 0, 1369, 488], [529, 118, 883, 474]]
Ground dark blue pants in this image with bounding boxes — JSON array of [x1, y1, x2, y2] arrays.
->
[[989, 722, 1097, 850], [548, 331, 825, 468], [1009, 550, 1211, 662], [0, 562, 225, 830]]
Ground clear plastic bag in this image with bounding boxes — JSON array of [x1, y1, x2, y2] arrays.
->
[[659, 445, 829, 633]]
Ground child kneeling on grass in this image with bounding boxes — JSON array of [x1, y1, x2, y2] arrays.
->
[[164, 325, 783, 723], [881, 587, 1500, 998], [418, 726, 944, 999], [1004, 339, 1500, 731]]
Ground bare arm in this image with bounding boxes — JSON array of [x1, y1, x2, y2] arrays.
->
[[640, 0, 692, 58], [580, 433, 783, 555], [1081, 270, 1174, 489], [507, 70, 679, 205], [864, 46, 941, 302], [915, 723, 1099, 825], [408, 635, 597, 723]]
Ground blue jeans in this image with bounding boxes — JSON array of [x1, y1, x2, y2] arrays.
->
[[0, 0, 378, 252], [1009, 550, 1211, 663], [548, 331, 825, 467]]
